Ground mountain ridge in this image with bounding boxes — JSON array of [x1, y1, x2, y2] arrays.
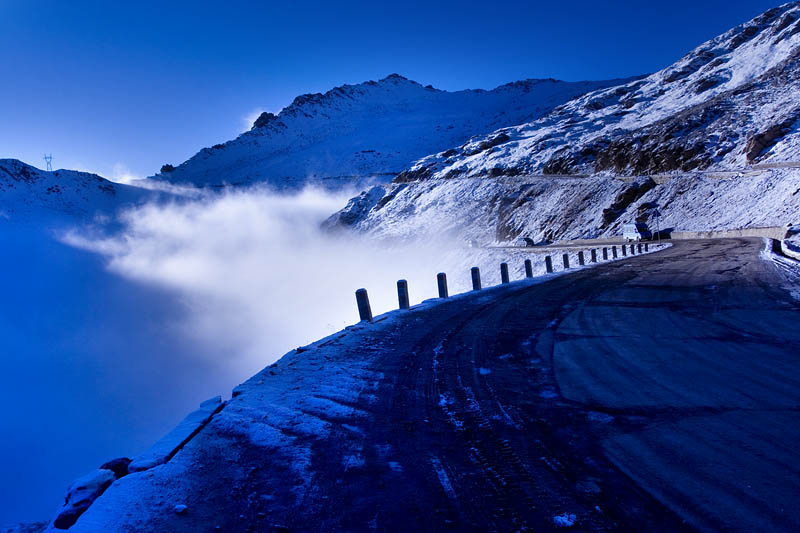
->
[[152, 73, 636, 189], [329, 3, 800, 243], [395, 1, 800, 181]]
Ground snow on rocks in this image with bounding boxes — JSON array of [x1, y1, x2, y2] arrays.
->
[[48, 469, 116, 530], [553, 512, 577, 528], [172, 504, 187, 515], [128, 395, 224, 473]]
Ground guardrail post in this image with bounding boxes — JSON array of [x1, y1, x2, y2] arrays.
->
[[591, 249, 597, 263], [638, 243, 643, 253], [500, 262, 510, 284], [622, 245, 627, 257], [355, 288, 373, 322], [645, 243, 649, 252], [630, 244, 635, 255], [612, 246, 618, 259], [524, 259, 533, 278], [397, 279, 410, 310], [545, 255, 553, 273], [471, 267, 482, 290], [562, 253, 570, 269], [578, 251, 585, 266], [437, 272, 449, 298], [603, 247, 608, 260]]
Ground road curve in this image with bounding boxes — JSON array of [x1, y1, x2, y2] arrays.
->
[[74, 238, 800, 532]]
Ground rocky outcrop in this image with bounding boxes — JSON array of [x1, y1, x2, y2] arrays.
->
[[321, 186, 386, 230], [252, 111, 279, 129], [51, 470, 116, 529], [601, 179, 657, 227], [745, 119, 797, 161]]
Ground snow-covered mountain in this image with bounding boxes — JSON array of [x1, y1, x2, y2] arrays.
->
[[153, 74, 632, 189], [330, 3, 800, 243], [397, 3, 800, 180], [0, 159, 153, 223]]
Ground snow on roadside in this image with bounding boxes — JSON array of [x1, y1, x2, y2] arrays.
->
[[760, 237, 800, 301]]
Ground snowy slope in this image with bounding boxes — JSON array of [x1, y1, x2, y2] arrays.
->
[[400, 2, 800, 180], [0, 159, 154, 223], [336, 169, 800, 245], [153, 74, 632, 189], [334, 4, 800, 243]]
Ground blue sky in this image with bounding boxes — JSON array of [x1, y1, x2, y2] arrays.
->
[[0, 0, 782, 181]]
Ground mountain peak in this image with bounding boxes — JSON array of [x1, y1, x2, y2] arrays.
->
[[155, 74, 627, 188]]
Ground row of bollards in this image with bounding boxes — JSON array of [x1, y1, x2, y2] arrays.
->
[[354, 242, 661, 322]]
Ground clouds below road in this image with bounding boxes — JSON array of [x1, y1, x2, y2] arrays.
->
[[63, 187, 468, 374]]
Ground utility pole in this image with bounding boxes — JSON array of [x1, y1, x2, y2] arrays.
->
[[44, 154, 53, 172]]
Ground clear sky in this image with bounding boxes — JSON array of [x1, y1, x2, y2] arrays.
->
[[0, 0, 783, 181]]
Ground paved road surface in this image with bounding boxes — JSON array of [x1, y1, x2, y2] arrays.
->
[[75, 238, 800, 532]]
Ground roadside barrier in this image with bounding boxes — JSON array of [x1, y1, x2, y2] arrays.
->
[[354, 243, 670, 316], [471, 267, 482, 290], [356, 288, 373, 322], [397, 280, 410, 310], [437, 273, 449, 298]]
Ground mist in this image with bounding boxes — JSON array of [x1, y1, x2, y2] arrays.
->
[[63, 186, 496, 378]]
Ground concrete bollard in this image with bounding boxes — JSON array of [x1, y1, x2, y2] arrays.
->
[[437, 272, 449, 298], [355, 288, 373, 322], [545, 255, 553, 273], [591, 249, 597, 263], [622, 245, 627, 257], [500, 262, 510, 284], [645, 243, 649, 252], [397, 279, 410, 310], [524, 259, 533, 278], [471, 267, 482, 290], [612, 246, 618, 259], [563, 253, 570, 269], [602, 247, 608, 260], [578, 251, 585, 266], [638, 243, 643, 253]]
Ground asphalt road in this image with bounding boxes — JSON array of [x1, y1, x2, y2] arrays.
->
[[75, 238, 800, 532]]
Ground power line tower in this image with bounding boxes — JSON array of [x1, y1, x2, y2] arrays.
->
[[44, 154, 53, 172]]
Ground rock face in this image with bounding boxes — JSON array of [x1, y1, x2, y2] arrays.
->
[[51, 469, 116, 530], [321, 186, 386, 230], [397, 2, 800, 181], [152, 74, 634, 189], [98, 458, 131, 479]]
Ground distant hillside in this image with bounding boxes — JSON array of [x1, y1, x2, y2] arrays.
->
[[153, 74, 633, 189], [0, 159, 153, 223], [330, 3, 800, 243], [398, 2, 800, 180]]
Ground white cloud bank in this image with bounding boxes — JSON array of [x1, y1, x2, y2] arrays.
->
[[62, 187, 487, 376]]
